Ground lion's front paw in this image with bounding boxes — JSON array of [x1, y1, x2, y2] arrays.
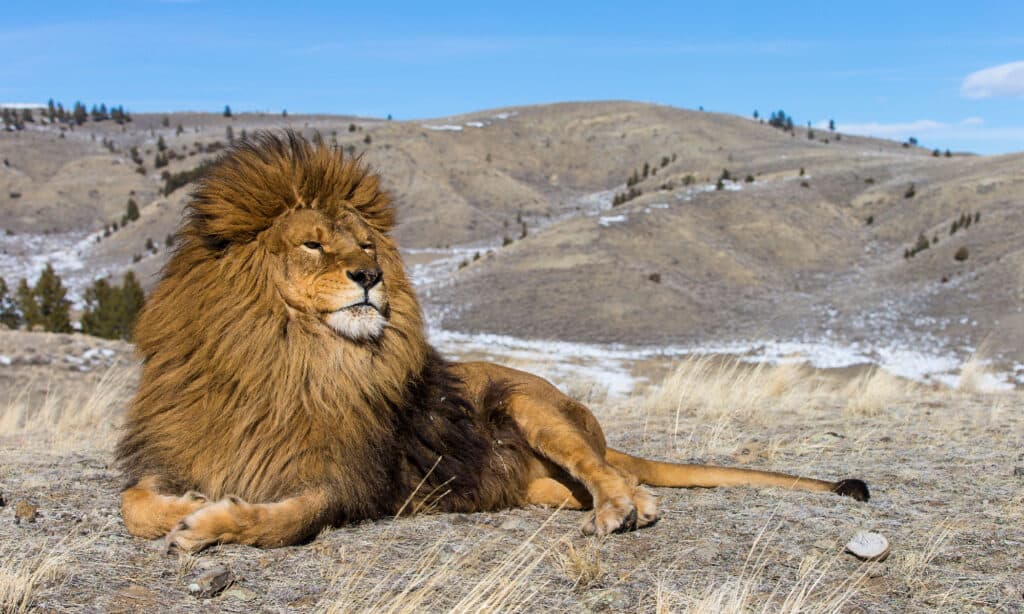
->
[[632, 486, 659, 528], [581, 495, 636, 537], [581, 487, 659, 536], [165, 496, 251, 554]]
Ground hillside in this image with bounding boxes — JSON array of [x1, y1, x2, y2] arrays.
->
[[0, 101, 1021, 386]]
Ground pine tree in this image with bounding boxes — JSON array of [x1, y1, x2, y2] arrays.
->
[[83, 271, 145, 340], [33, 264, 72, 333], [73, 101, 88, 125], [126, 198, 140, 222], [81, 278, 116, 338], [157, 135, 167, 152], [0, 277, 22, 329], [15, 278, 40, 329]]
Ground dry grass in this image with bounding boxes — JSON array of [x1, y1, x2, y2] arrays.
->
[[843, 368, 912, 417], [1, 349, 1020, 611], [0, 536, 81, 613], [319, 514, 566, 613], [955, 355, 1005, 393], [0, 365, 131, 452], [642, 356, 823, 425], [664, 518, 875, 614]]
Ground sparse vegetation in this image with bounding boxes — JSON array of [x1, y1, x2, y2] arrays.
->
[[162, 159, 215, 196], [612, 186, 641, 206], [0, 278, 22, 329], [13, 265, 71, 333], [80, 272, 145, 341], [767, 109, 794, 132]]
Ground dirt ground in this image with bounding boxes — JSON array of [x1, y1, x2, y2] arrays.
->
[[1, 332, 1021, 612]]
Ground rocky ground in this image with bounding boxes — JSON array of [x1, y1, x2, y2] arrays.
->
[[1, 331, 1022, 612]]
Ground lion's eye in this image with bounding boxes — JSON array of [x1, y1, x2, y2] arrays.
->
[[302, 241, 323, 252], [359, 242, 375, 252]]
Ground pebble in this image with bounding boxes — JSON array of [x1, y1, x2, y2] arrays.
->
[[581, 587, 631, 612], [14, 500, 37, 524], [499, 517, 529, 532], [222, 586, 257, 601], [187, 567, 235, 598], [845, 531, 890, 562]]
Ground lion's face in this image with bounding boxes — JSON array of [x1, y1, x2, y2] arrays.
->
[[266, 207, 390, 341]]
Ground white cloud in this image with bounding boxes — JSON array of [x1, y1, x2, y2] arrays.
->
[[835, 119, 946, 138], [961, 61, 1024, 98], [824, 117, 1024, 153]]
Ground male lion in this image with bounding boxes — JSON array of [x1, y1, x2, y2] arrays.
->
[[117, 131, 868, 552]]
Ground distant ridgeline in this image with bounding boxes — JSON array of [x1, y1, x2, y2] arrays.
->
[[1, 99, 132, 131]]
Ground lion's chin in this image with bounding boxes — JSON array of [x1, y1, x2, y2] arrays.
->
[[325, 306, 387, 341]]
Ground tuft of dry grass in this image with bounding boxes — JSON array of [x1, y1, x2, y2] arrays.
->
[[0, 536, 82, 613], [555, 538, 603, 589], [955, 355, 1003, 393], [663, 518, 875, 613], [319, 513, 568, 613], [642, 356, 820, 425], [843, 368, 911, 416], [0, 365, 131, 452]]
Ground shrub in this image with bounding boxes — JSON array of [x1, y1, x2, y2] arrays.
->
[[0, 277, 22, 329], [904, 183, 916, 199], [17, 264, 71, 332], [81, 272, 145, 340], [125, 198, 140, 222], [954, 246, 969, 261], [163, 159, 214, 196]]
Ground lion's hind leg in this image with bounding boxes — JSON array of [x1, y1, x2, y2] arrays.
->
[[478, 366, 658, 535], [121, 476, 209, 539]]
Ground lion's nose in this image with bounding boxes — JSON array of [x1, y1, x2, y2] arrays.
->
[[347, 267, 382, 290]]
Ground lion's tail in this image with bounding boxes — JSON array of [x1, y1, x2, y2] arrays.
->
[[606, 448, 869, 501]]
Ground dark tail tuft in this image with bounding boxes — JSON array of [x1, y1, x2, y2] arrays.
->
[[832, 479, 870, 501]]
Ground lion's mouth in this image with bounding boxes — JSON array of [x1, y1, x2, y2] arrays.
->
[[328, 299, 382, 315]]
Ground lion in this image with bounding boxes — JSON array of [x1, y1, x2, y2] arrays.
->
[[116, 131, 868, 552]]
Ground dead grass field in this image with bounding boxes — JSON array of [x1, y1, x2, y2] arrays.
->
[[1, 351, 1021, 613]]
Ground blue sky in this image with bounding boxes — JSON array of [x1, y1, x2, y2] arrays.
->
[[2, 1, 1023, 154]]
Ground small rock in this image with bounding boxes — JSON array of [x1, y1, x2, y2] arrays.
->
[[845, 531, 890, 562], [810, 538, 834, 551], [581, 587, 631, 612], [188, 567, 234, 598], [222, 586, 257, 601], [14, 500, 37, 524], [499, 517, 528, 532], [1013, 466, 1024, 477]]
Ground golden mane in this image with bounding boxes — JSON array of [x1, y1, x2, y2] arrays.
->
[[118, 133, 527, 516]]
